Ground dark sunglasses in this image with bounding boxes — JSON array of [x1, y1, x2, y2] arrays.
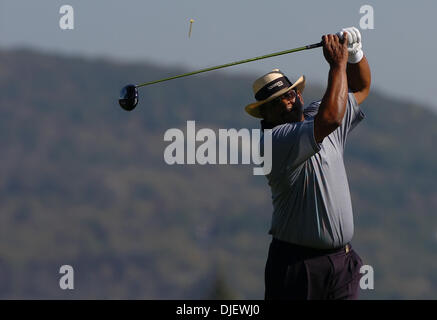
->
[[271, 89, 297, 105]]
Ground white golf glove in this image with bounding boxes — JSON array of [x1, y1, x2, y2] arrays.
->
[[337, 26, 364, 64]]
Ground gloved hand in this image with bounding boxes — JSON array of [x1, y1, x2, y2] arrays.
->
[[336, 26, 364, 64]]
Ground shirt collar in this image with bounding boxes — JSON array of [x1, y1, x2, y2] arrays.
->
[[260, 120, 276, 130]]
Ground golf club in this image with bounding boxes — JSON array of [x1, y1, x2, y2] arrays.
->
[[118, 41, 323, 111]]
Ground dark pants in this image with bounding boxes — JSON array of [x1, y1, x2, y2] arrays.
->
[[265, 238, 363, 300]]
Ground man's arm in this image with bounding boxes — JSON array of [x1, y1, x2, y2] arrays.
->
[[347, 56, 371, 105], [339, 27, 371, 105], [314, 34, 349, 143]]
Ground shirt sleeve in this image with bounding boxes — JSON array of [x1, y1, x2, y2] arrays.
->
[[271, 119, 321, 175], [334, 92, 365, 148]]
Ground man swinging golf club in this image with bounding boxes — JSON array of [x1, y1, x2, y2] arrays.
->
[[245, 27, 371, 300]]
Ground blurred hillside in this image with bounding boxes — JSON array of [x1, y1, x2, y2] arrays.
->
[[0, 48, 436, 299]]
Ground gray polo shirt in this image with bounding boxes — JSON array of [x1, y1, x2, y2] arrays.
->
[[263, 93, 364, 249]]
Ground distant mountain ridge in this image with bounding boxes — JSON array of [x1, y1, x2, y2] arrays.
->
[[0, 48, 436, 299]]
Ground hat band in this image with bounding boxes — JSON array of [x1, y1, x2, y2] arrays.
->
[[255, 76, 292, 101]]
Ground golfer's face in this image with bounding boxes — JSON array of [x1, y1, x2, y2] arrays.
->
[[270, 90, 302, 123]]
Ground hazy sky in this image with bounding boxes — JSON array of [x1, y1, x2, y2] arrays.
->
[[1, 0, 436, 111]]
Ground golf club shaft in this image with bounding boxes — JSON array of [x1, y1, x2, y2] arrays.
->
[[136, 42, 323, 88]]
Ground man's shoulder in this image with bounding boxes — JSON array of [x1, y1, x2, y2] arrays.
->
[[270, 121, 308, 134], [304, 92, 357, 119], [304, 100, 321, 118]]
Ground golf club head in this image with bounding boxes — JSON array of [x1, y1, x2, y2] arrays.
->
[[118, 84, 138, 111]]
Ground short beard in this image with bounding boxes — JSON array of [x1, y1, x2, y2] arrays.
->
[[284, 98, 304, 123]]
